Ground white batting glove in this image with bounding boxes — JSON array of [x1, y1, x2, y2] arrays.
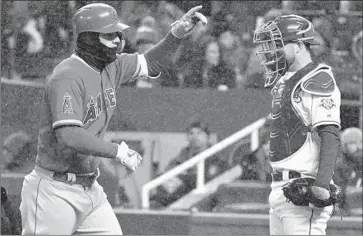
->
[[116, 141, 142, 172], [171, 5, 208, 39]]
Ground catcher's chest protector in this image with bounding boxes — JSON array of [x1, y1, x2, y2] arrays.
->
[[269, 62, 319, 162]]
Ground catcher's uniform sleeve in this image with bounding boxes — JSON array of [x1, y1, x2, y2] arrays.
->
[[114, 53, 149, 88], [310, 91, 341, 129], [298, 67, 341, 129], [47, 78, 84, 129]]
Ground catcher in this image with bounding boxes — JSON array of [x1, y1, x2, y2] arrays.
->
[[253, 15, 343, 235]]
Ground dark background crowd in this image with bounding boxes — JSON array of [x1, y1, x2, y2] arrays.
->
[[1, 1, 362, 96]]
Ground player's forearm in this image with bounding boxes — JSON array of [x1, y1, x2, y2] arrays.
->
[[144, 31, 182, 76], [315, 125, 341, 189], [55, 126, 118, 159]]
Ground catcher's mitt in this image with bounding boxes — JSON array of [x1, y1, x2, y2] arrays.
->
[[282, 178, 343, 208]]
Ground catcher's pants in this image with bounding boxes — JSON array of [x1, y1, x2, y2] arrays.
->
[[20, 166, 123, 235], [269, 180, 334, 235]]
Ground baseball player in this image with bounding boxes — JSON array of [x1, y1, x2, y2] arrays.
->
[[19, 3, 207, 235], [253, 15, 342, 235]]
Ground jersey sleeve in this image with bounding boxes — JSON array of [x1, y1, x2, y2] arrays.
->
[[46, 78, 84, 129], [114, 53, 149, 88], [309, 88, 341, 129]]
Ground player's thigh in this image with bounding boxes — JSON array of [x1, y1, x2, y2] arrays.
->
[[75, 199, 122, 235], [309, 206, 333, 235], [281, 206, 333, 235], [269, 208, 284, 235], [20, 176, 78, 235]]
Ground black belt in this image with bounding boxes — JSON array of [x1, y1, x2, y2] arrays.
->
[[272, 170, 301, 182], [53, 171, 98, 188]]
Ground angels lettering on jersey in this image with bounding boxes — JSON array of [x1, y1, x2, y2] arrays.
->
[[61, 88, 116, 125], [83, 88, 116, 125]]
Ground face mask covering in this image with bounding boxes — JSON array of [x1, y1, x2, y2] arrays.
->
[[75, 32, 121, 71]]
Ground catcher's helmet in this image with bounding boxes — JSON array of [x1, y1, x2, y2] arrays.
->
[[253, 15, 321, 87], [72, 3, 129, 40]]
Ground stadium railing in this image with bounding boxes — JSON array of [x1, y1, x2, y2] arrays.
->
[[141, 117, 267, 209]]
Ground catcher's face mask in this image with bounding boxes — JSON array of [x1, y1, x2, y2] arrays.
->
[[254, 21, 287, 87]]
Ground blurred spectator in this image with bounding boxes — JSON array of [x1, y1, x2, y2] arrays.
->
[[311, 16, 345, 68], [119, 1, 184, 41], [150, 120, 229, 208], [41, 2, 73, 57], [182, 40, 236, 90], [135, 24, 159, 54], [243, 8, 286, 89], [13, 15, 48, 80], [282, 0, 339, 13], [339, 1, 363, 13], [14, 17, 44, 56], [230, 115, 272, 182], [1, 2, 13, 79], [133, 23, 159, 88], [1, 187, 21, 235], [155, 1, 185, 38], [218, 28, 250, 88], [209, 9, 231, 38], [174, 18, 213, 86], [1, 1, 29, 80], [1, 132, 29, 234], [239, 135, 272, 182], [314, 15, 361, 100], [2, 132, 35, 174], [333, 127, 362, 215], [352, 30, 362, 65]]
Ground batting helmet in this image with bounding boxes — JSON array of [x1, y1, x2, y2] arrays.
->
[[253, 15, 321, 87], [72, 3, 129, 40]]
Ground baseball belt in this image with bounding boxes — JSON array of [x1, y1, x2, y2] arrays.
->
[[53, 171, 99, 188], [35, 165, 99, 188], [272, 170, 301, 182]]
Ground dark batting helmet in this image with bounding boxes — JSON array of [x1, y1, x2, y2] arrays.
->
[[253, 15, 321, 87], [72, 3, 129, 40]]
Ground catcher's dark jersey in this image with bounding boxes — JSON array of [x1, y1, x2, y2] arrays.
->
[[269, 63, 341, 178], [36, 53, 147, 172]]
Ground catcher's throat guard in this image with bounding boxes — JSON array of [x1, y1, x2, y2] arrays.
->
[[253, 21, 287, 87]]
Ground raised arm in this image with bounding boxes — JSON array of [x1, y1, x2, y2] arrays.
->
[[144, 5, 208, 77]]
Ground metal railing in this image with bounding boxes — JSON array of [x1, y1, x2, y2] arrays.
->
[[141, 117, 267, 209]]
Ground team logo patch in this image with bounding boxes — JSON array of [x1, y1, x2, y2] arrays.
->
[[319, 98, 336, 110], [61, 92, 73, 114]]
